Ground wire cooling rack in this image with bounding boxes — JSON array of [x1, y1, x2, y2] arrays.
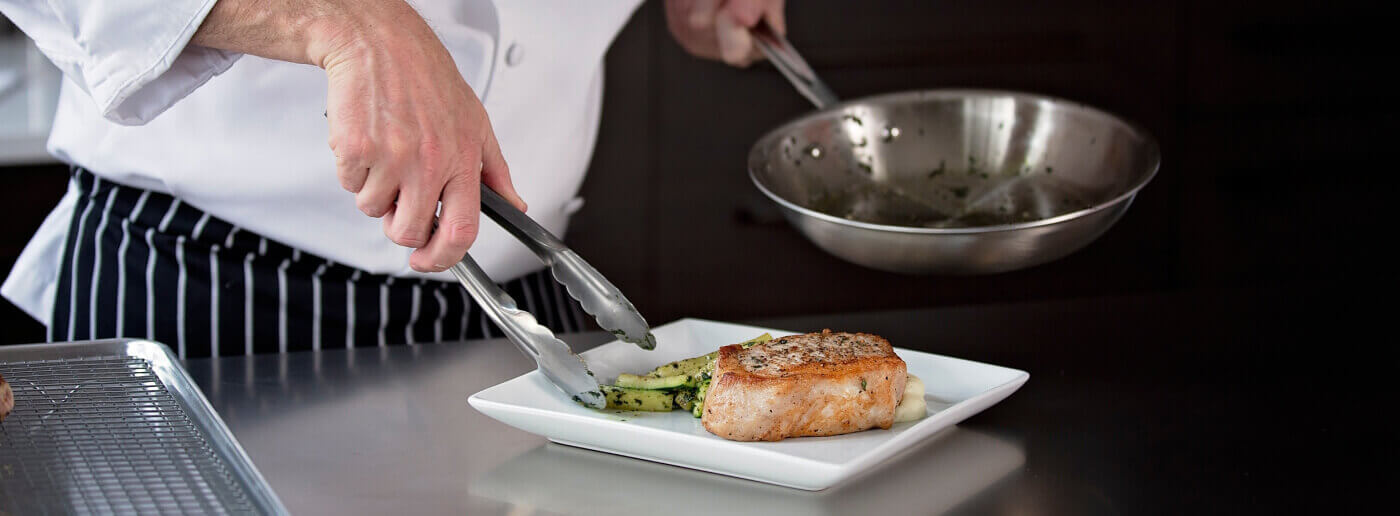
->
[[1, 340, 285, 515]]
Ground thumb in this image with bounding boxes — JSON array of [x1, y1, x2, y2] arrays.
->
[[479, 130, 527, 213]]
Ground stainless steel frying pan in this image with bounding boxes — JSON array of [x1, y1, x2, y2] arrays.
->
[[748, 25, 1161, 274]]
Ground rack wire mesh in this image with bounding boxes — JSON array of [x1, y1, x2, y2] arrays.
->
[[1, 354, 269, 515]]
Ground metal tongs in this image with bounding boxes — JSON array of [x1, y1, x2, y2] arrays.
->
[[448, 185, 654, 409], [750, 20, 839, 110]]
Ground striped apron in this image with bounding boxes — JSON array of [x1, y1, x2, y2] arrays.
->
[[49, 167, 589, 358]]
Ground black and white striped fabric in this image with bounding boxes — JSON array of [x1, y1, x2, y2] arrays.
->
[[50, 167, 590, 358]]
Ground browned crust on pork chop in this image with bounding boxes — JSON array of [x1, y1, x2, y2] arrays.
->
[[701, 330, 906, 441]]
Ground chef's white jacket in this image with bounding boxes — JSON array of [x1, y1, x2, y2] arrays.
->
[[0, 0, 644, 325]]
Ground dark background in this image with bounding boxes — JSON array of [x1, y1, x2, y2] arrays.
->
[[1, 1, 1383, 344]]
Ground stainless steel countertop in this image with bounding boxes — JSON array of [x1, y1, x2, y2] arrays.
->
[[181, 332, 1025, 515], [179, 286, 1383, 514]]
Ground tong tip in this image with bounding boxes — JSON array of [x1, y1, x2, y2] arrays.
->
[[571, 389, 606, 409], [611, 329, 657, 350]]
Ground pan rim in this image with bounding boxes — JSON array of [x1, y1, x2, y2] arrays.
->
[[747, 88, 1162, 235]]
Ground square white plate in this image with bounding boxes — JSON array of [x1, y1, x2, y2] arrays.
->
[[468, 318, 1029, 490]]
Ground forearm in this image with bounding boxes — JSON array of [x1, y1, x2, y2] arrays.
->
[[190, 0, 426, 68]]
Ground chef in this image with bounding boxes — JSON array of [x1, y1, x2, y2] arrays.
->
[[0, 0, 786, 357]]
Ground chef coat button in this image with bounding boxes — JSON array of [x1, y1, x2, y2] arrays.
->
[[505, 43, 524, 66]]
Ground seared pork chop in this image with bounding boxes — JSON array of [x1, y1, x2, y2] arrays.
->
[[701, 330, 907, 441]]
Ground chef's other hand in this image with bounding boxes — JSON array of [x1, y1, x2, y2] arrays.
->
[[665, 0, 786, 67], [193, 0, 528, 273]]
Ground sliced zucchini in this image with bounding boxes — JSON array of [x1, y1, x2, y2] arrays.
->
[[601, 385, 675, 411], [593, 333, 770, 415], [694, 377, 712, 402], [737, 333, 774, 348], [673, 388, 697, 411], [690, 368, 711, 387], [700, 333, 775, 360], [645, 355, 713, 378], [644, 333, 772, 379], [615, 373, 689, 390]]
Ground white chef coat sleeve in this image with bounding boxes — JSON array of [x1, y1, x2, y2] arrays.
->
[[0, 0, 240, 125]]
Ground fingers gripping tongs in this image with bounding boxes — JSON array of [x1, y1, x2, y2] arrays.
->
[[448, 185, 654, 409]]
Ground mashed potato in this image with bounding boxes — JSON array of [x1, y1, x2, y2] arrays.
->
[[893, 374, 927, 423]]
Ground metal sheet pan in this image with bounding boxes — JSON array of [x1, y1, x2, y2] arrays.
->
[[0, 339, 287, 515]]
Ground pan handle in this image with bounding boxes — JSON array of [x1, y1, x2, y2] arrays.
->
[[751, 21, 840, 109]]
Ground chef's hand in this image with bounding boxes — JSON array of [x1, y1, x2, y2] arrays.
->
[[193, 0, 526, 273], [665, 0, 786, 67]]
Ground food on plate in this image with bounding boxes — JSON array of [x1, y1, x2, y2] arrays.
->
[[605, 333, 773, 414], [601, 385, 676, 411], [614, 373, 689, 390], [600, 336, 777, 413], [598, 330, 927, 441], [893, 373, 926, 423], [701, 330, 907, 441], [1, 371, 13, 421]]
